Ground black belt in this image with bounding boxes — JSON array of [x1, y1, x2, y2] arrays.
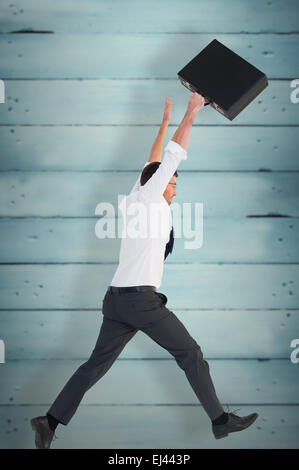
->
[[108, 285, 156, 294]]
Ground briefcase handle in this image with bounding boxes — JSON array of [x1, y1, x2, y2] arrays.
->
[[190, 87, 211, 106], [188, 85, 211, 106], [178, 75, 211, 106], [190, 86, 211, 105]]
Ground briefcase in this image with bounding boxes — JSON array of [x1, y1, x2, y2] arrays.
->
[[177, 39, 268, 120]]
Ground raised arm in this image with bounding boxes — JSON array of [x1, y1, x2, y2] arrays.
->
[[128, 97, 173, 195], [148, 97, 173, 163], [140, 92, 205, 200], [171, 92, 205, 150]]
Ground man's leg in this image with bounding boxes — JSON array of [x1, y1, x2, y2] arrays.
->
[[47, 316, 138, 425], [139, 302, 224, 421]]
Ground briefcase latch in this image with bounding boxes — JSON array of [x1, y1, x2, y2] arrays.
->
[[180, 77, 196, 92], [212, 102, 225, 115]]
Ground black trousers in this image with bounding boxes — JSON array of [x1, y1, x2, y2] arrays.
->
[[48, 288, 224, 425]]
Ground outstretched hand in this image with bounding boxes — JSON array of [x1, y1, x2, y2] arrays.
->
[[163, 97, 174, 122]]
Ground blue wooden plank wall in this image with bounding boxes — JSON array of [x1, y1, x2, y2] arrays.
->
[[0, 0, 298, 449]]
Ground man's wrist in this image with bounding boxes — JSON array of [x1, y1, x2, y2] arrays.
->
[[184, 108, 197, 123]]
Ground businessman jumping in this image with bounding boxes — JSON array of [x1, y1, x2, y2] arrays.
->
[[31, 92, 258, 448]]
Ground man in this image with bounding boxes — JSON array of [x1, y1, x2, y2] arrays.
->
[[31, 92, 258, 448]]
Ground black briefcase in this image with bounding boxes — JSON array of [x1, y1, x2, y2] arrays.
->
[[177, 39, 268, 120]]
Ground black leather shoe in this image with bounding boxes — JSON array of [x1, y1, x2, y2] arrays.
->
[[212, 409, 258, 440], [31, 415, 58, 449]]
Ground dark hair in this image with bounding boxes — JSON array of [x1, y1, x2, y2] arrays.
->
[[140, 162, 178, 186]]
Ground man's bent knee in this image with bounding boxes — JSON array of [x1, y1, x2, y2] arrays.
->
[[174, 344, 205, 370]]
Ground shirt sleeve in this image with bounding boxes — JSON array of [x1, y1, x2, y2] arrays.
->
[[139, 140, 187, 200], [128, 161, 151, 195]]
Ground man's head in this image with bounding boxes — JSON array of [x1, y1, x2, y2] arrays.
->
[[140, 162, 178, 205]]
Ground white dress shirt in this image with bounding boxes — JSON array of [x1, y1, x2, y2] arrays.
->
[[110, 139, 187, 289]]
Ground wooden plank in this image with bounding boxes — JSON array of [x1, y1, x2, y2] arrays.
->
[[0, 0, 297, 33], [1, 405, 298, 449], [0, 34, 298, 78], [0, 264, 298, 309], [1, 310, 298, 359], [0, 80, 296, 125], [0, 217, 298, 263], [1, 126, 298, 171], [0, 359, 298, 405], [0, 171, 298, 217]]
